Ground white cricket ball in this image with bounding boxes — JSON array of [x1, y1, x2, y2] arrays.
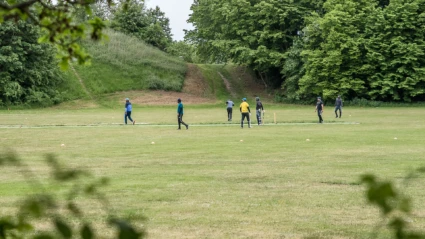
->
[[306, 139, 310, 141], [151, 142, 155, 144], [394, 137, 398, 140], [240, 140, 244, 142], [349, 115, 352, 116], [61, 144, 65, 147]]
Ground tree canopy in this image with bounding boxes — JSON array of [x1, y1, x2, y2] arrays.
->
[[188, 0, 425, 102]]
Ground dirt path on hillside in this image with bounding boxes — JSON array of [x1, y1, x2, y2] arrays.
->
[[70, 64, 93, 99], [218, 71, 236, 98], [182, 64, 211, 97]]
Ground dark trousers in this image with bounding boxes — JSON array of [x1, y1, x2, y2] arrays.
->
[[178, 114, 188, 129], [125, 111, 133, 124], [317, 110, 323, 123], [241, 113, 251, 128], [256, 109, 262, 125], [335, 106, 342, 117], [227, 107, 233, 121]]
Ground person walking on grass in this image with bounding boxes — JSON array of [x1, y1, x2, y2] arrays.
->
[[255, 97, 264, 125], [124, 98, 135, 125], [335, 95, 343, 118], [226, 99, 234, 121], [177, 98, 189, 130], [240, 98, 251, 128], [315, 97, 324, 123]]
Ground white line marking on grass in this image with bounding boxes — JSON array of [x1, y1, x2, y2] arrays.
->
[[0, 122, 360, 129]]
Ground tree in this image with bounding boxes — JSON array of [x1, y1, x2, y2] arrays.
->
[[166, 41, 198, 63], [111, 1, 172, 51], [0, 0, 108, 67], [186, 0, 325, 87], [298, 0, 375, 100], [364, 0, 425, 101], [0, 19, 64, 106]]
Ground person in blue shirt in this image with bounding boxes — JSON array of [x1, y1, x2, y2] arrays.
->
[[124, 98, 135, 125], [225, 99, 234, 121], [177, 98, 189, 130]]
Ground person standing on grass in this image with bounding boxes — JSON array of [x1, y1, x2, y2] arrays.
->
[[124, 98, 135, 125], [240, 98, 251, 128], [177, 98, 189, 130], [315, 97, 324, 123], [226, 99, 234, 121], [255, 97, 264, 125], [335, 95, 343, 118]]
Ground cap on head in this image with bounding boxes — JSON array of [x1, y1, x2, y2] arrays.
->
[[256, 97, 260, 101], [338, 95, 341, 98], [242, 98, 247, 101], [125, 98, 129, 101], [177, 98, 181, 103]]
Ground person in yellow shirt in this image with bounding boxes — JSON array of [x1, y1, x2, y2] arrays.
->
[[239, 98, 251, 128]]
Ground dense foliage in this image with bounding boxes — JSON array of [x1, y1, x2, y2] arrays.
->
[[188, 0, 425, 102], [0, 0, 107, 67], [111, 0, 172, 51], [0, 20, 64, 106]]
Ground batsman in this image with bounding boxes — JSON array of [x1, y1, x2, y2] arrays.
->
[[255, 97, 264, 125]]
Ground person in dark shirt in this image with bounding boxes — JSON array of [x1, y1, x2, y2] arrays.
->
[[255, 97, 264, 125], [226, 99, 234, 121], [177, 98, 189, 130], [334, 95, 343, 118], [315, 98, 324, 123], [124, 98, 135, 125]]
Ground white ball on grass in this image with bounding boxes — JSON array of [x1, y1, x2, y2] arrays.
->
[[151, 142, 155, 144], [61, 144, 65, 147]]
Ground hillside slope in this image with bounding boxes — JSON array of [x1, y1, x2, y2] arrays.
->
[[58, 29, 187, 100], [57, 30, 267, 107]]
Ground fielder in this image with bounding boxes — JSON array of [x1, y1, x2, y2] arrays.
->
[[335, 95, 343, 118], [255, 97, 264, 125], [226, 99, 235, 121], [124, 98, 135, 125]]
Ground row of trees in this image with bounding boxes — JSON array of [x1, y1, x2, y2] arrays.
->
[[187, 0, 425, 102], [0, 0, 176, 106]]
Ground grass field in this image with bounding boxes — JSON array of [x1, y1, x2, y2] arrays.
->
[[1, 105, 425, 238]]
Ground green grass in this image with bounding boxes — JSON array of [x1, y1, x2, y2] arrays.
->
[[1, 106, 425, 238], [71, 29, 187, 96]]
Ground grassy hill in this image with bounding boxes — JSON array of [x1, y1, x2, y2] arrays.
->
[[58, 29, 187, 100], [57, 29, 267, 106]]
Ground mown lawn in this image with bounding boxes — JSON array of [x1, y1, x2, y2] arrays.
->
[[1, 105, 425, 238]]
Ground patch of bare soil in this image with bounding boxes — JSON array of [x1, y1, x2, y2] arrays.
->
[[122, 90, 216, 105], [182, 64, 211, 98], [230, 66, 271, 100]]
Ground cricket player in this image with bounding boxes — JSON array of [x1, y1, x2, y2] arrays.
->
[[226, 99, 235, 121], [240, 98, 251, 128], [124, 98, 135, 125], [335, 95, 343, 118], [255, 97, 264, 125], [177, 98, 189, 130], [315, 97, 324, 123]]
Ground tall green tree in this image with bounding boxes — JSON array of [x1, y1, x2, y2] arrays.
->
[[186, 0, 325, 87], [0, 20, 64, 106], [111, 0, 172, 51], [365, 0, 425, 101], [295, 0, 425, 102], [298, 0, 375, 100]]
